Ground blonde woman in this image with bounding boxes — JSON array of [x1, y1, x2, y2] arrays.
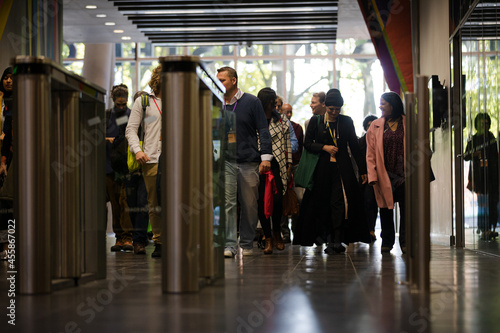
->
[[126, 65, 163, 258]]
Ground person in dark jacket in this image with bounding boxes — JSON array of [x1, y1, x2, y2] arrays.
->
[[359, 114, 379, 241], [294, 90, 371, 253], [464, 113, 499, 240], [106, 84, 133, 252]]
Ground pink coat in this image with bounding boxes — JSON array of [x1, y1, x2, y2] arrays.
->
[[366, 116, 406, 209]]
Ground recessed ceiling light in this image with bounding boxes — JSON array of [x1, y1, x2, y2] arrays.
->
[[85, 5, 97, 9], [104, 22, 116, 26], [121, 36, 131, 40], [96, 14, 106, 18], [113, 30, 124, 34]]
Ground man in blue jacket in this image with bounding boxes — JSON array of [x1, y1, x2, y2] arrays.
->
[[217, 67, 272, 257]]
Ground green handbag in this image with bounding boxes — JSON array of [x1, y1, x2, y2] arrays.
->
[[294, 115, 320, 191]]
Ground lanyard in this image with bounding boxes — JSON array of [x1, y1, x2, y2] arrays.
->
[[152, 98, 162, 116], [326, 121, 337, 146], [224, 100, 238, 112]]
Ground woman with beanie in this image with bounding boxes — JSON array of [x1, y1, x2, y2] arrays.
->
[[294, 89, 371, 254], [366, 92, 406, 253]]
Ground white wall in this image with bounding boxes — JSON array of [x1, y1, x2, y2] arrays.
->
[[419, 0, 453, 244]]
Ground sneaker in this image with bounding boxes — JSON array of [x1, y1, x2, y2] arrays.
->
[[110, 239, 124, 252], [133, 243, 146, 255], [224, 247, 235, 258], [152, 244, 162, 258], [241, 248, 253, 256], [122, 240, 134, 252]]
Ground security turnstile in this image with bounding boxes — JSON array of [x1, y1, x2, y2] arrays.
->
[[13, 56, 107, 294], [405, 76, 431, 292], [160, 56, 226, 293]]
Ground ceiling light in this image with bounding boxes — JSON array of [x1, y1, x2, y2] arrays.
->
[[121, 36, 131, 40], [105, 22, 116, 26], [85, 5, 97, 9], [96, 14, 106, 18], [113, 30, 124, 33]]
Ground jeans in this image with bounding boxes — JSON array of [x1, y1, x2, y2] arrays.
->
[[125, 171, 149, 245], [225, 161, 260, 251]]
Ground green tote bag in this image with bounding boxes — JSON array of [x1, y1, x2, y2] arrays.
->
[[294, 115, 320, 191]]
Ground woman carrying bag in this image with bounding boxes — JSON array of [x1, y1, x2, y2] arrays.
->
[[294, 90, 371, 253]]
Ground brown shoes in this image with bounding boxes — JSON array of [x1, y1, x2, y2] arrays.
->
[[122, 240, 134, 252], [110, 239, 124, 252], [274, 233, 285, 251], [133, 243, 146, 255], [264, 237, 273, 254]]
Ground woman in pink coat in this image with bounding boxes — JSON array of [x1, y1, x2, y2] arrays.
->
[[366, 92, 406, 254]]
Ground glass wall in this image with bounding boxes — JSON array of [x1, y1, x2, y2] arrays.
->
[[63, 40, 386, 134], [459, 1, 500, 254]]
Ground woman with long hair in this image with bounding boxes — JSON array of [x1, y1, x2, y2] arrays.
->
[[366, 92, 406, 253], [256, 87, 292, 254]]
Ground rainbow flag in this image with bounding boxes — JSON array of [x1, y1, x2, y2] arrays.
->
[[357, 0, 414, 93], [0, 0, 14, 43]]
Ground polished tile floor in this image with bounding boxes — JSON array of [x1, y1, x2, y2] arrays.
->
[[1, 235, 500, 333]]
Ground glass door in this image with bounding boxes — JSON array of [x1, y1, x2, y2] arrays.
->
[[459, 1, 500, 254]]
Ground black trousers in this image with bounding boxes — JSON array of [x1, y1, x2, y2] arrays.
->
[[379, 184, 405, 249]]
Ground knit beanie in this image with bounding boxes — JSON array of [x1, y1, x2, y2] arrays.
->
[[325, 89, 344, 107]]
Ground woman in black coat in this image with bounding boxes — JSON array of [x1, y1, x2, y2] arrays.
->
[[294, 90, 371, 253]]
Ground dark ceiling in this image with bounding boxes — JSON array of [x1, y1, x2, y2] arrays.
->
[[109, 0, 339, 45], [461, 1, 500, 40]]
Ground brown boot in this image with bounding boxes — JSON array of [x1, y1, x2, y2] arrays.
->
[[264, 237, 273, 254], [110, 239, 124, 252], [274, 232, 285, 251]]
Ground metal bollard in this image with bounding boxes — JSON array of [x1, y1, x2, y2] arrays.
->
[[14, 57, 52, 294], [405, 76, 431, 292], [161, 56, 201, 293]]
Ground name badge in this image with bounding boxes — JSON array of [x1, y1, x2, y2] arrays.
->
[[330, 156, 336, 162], [228, 132, 236, 144]]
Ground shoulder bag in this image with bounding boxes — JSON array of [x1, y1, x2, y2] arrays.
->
[[294, 115, 320, 191]]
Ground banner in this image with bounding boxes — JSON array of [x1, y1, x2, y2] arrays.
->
[[357, 0, 414, 93]]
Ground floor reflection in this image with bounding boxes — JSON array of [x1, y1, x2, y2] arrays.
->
[[1, 236, 500, 332]]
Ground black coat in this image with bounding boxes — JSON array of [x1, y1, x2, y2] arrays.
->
[[464, 131, 499, 195], [293, 115, 371, 245]]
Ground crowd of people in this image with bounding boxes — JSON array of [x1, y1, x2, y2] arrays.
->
[[218, 66, 408, 257], [0, 64, 409, 260]]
